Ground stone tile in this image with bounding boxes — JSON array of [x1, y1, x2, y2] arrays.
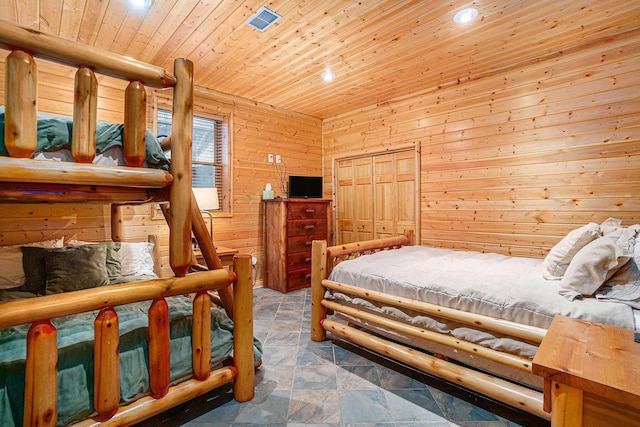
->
[[374, 363, 428, 390], [296, 342, 336, 366], [335, 365, 381, 390], [263, 320, 301, 346], [341, 424, 395, 427], [429, 388, 500, 423], [292, 363, 337, 390], [255, 365, 294, 391], [338, 389, 394, 424], [383, 388, 447, 423], [275, 307, 305, 321], [287, 424, 339, 427], [260, 344, 298, 366], [287, 390, 341, 424], [333, 343, 379, 366], [233, 389, 292, 424]]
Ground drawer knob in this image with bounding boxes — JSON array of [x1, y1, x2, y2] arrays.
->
[[305, 274, 311, 280], [304, 224, 316, 230], [305, 257, 312, 263], [305, 209, 315, 213], [304, 241, 312, 247]]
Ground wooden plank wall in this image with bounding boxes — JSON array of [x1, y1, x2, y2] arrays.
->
[[0, 52, 322, 283], [323, 31, 640, 258]]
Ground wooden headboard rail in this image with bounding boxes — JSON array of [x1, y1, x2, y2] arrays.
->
[[0, 19, 188, 195], [0, 19, 176, 88], [325, 230, 414, 276]]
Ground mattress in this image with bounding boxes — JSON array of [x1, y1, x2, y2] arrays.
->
[[326, 246, 638, 388], [0, 294, 263, 427], [0, 107, 169, 171], [328, 245, 637, 331]]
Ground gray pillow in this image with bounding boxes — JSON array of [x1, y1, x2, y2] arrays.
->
[[20, 247, 48, 294], [104, 242, 122, 279], [45, 245, 110, 294], [64, 241, 122, 280]]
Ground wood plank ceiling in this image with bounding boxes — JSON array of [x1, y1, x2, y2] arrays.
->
[[0, 0, 639, 119]]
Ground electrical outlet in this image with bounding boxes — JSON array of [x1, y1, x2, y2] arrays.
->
[[268, 154, 274, 163], [275, 154, 281, 164]]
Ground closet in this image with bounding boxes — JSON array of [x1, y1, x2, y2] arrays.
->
[[334, 148, 418, 244]]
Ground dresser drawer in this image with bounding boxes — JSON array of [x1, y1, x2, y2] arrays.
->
[[287, 267, 312, 291], [287, 234, 325, 253], [287, 203, 327, 220], [287, 219, 327, 237], [287, 252, 313, 270]]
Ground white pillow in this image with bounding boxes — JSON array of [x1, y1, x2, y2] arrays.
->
[[0, 238, 64, 289], [0, 246, 26, 289], [119, 242, 155, 277], [542, 223, 600, 280], [600, 217, 622, 235], [22, 237, 65, 249], [559, 227, 637, 300], [595, 226, 640, 303]]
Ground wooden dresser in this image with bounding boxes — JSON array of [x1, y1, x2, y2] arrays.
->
[[264, 198, 331, 293]]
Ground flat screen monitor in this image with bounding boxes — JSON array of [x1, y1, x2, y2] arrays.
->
[[288, 175, 323, 199]]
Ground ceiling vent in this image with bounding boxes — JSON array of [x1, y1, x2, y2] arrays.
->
[[246, 6, 281, 32]]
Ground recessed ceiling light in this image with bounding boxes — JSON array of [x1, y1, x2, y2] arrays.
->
[[130, 0, 152, 8], [453, 8, 478, 24], [321, 70, 336, 82]]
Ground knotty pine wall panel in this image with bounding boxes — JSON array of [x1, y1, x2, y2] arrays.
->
[[0, 53, 323, 283], [323, 31, 640, 258]]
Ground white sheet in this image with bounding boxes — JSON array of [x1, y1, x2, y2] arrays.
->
[[32, 147, 150, 167], [328, 246, 636, 331]]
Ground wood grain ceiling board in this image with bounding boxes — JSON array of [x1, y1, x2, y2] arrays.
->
[[0, 0, 638, 119]]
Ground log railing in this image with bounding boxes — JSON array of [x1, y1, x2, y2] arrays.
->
[[0, 19, 193, 278], [0, 258, 254, 426]]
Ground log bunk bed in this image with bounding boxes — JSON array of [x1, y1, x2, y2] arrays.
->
[[311, 224, 640, 423], [0, 21, 258, 426]]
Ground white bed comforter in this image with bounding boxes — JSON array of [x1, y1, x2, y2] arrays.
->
[[328, 246, 636, 331]]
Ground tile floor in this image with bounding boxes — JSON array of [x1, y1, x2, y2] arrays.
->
[[141, 287, 550, 427]]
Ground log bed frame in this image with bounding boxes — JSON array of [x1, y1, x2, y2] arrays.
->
[[0, 20, 255, 426], [310, 233, 551, 421]]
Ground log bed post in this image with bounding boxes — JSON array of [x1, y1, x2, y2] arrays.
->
[[192, 291, 212, 380], [148, 298, 171, 398], [72, 67, 98, 163], [4, 49, 37, 158], [24, 320, 58, 427], [94, 308, 120, 420], [169, 58, 194, 278], [311, 239, 328, 342], [111, 204, 124, 242], [232, 254, 255, 402], [123, 81, 147, 167]]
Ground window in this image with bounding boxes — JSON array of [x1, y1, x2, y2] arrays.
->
[[157, 109, 229, 212]]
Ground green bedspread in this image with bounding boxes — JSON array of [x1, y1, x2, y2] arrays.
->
[[0, 294, 262, 426], [0, 107, 169, 171]]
